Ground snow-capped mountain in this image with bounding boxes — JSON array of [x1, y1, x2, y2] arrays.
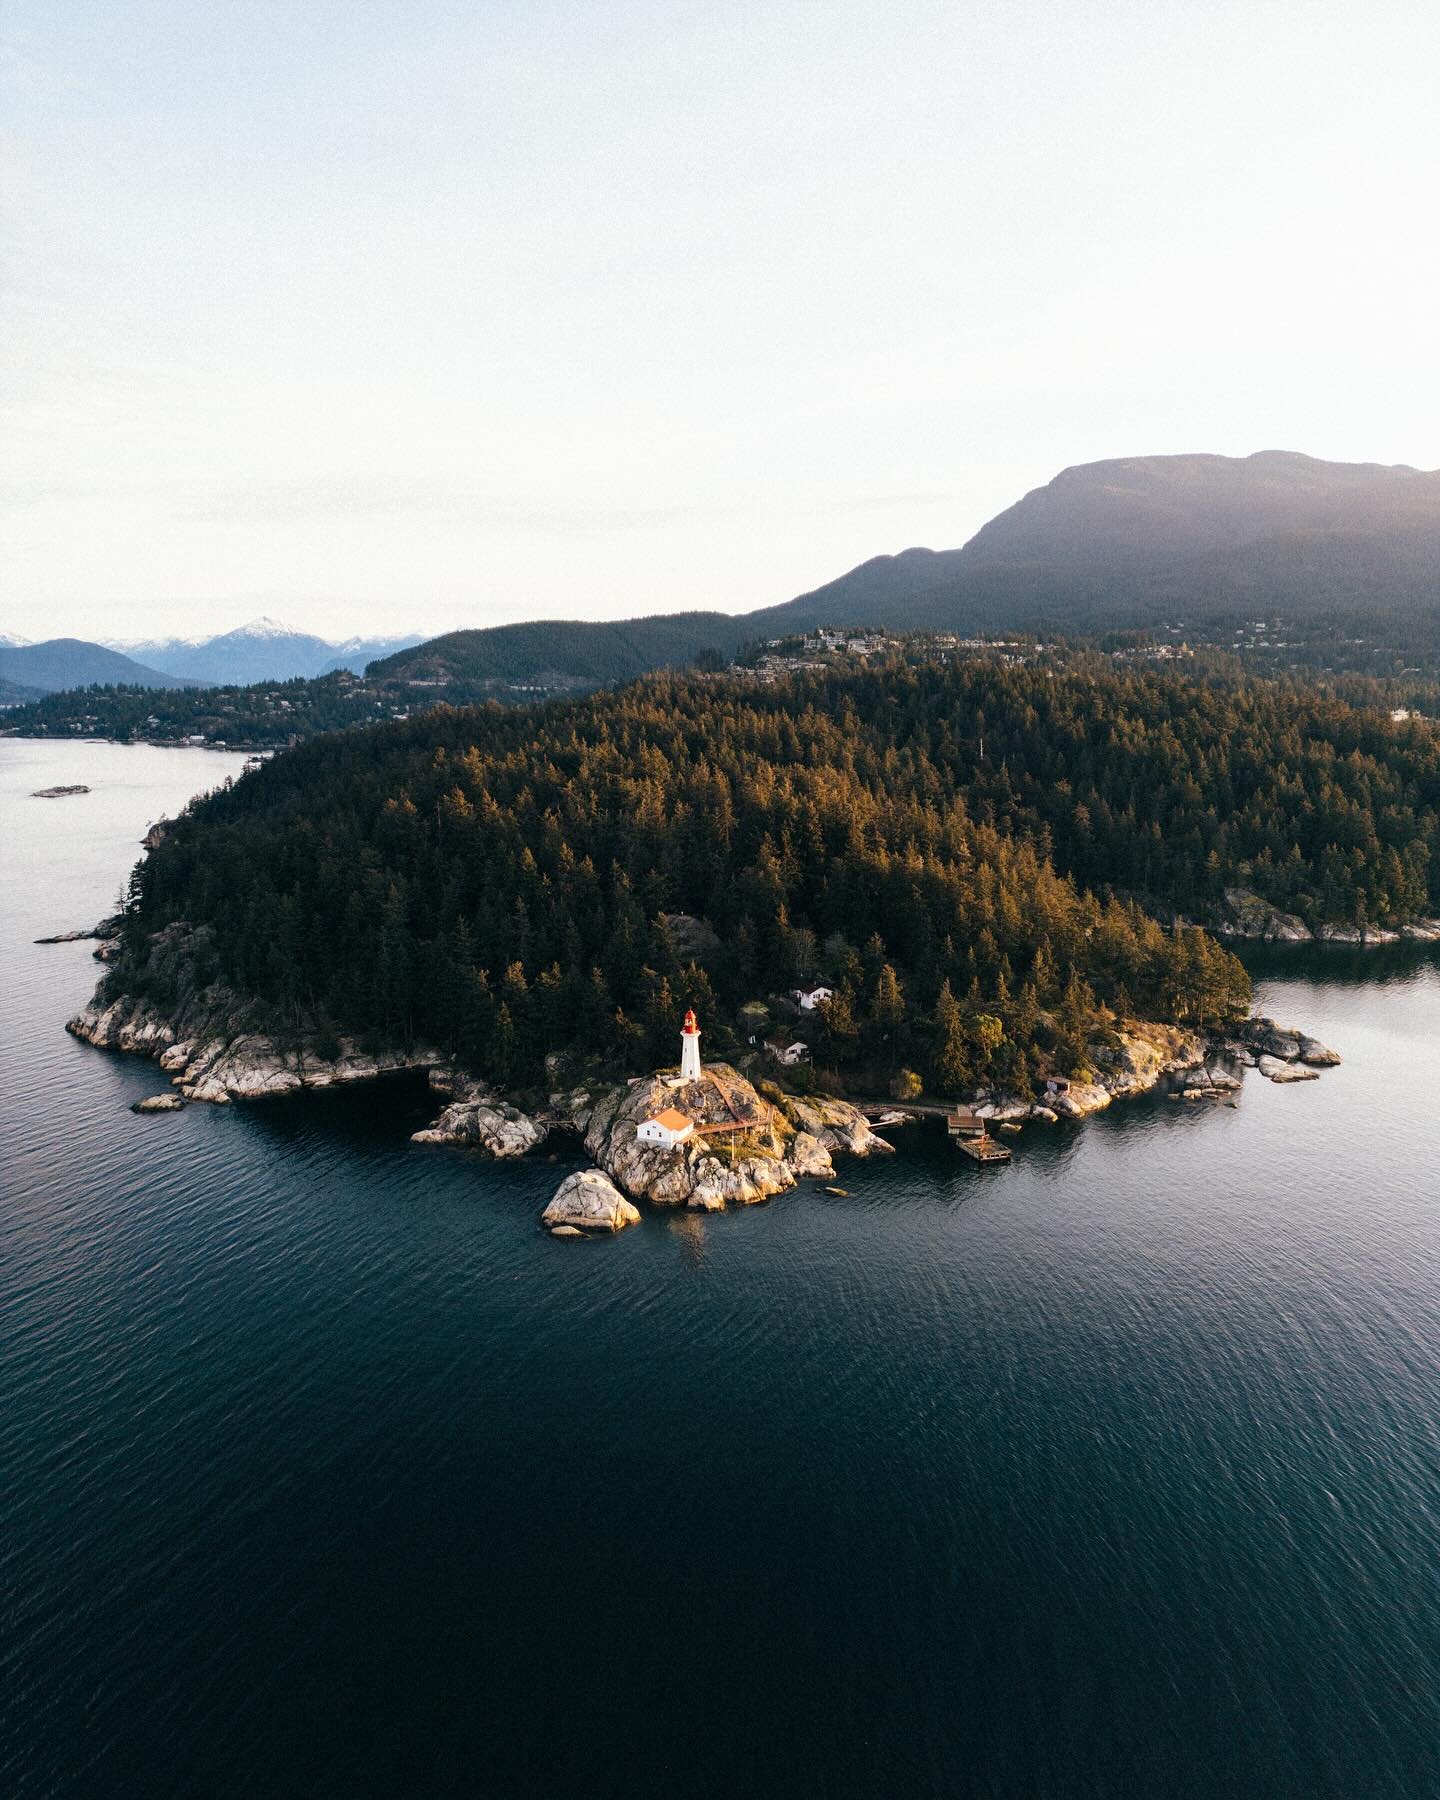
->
[[0, 631, 33, 648], [101, 618, 425, 685]]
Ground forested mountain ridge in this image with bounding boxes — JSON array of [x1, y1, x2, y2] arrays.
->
[[369, 611, 744, 687], [104, 659, 1440, 1098]]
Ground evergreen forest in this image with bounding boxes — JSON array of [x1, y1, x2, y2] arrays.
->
[[113, 659, 1440, 1095]]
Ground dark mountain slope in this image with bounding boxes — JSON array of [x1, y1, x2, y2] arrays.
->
[[961, 450, 1440, 572], [0, 639, 200, 694], [748, 450, 1440, 637]]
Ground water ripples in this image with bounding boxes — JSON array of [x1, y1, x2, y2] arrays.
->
[[5, 741, 1440, 1798]]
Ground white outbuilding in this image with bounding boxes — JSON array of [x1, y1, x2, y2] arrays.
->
[[636, 1108, 695, 1150], [792, 986, 834, 1012]]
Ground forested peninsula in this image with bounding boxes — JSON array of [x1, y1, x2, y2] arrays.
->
[[68, 658, 1439, 1116]]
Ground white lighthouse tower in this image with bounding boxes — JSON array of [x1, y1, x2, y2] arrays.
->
[[679, 1008, 702, 1082]]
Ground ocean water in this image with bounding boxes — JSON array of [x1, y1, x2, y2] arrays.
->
[[3, 739, 1439, 1800]]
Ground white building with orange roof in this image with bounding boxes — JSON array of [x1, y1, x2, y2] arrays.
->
[[636, 1107, 695, 1150]]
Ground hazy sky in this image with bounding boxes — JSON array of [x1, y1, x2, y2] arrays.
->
[[4, 0, 1438, 644]]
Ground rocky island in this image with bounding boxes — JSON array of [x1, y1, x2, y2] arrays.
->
[[46, 657, 1381, 1239]]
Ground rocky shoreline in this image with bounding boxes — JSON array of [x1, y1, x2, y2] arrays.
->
[[56, 920, 1340, 1236], [1216, 886, 1440, 946]]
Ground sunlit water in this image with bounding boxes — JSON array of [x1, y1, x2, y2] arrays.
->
[[3, 740, 1439, 1799]]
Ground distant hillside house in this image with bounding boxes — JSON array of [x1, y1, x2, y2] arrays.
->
[[636, 1108, 695, 1149], [792, 985, 834, 1011], [764, 1034, 811, 1067]]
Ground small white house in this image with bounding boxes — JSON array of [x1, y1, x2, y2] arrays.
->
[[765, 1035, 811, 1067], [792, 986, 834, 1012], [636, 1108, 695, 1150]]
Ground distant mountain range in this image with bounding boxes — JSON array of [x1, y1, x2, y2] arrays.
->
[[0, 618, 425, 699], [102, 617, 425, 685], [11, 452, 1440, 704]]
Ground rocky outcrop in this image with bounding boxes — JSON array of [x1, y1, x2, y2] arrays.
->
[[1235, 1017, 1341, 1068], [583, 1062, 839, 1210], [131, 1093, 184, 1113], [787, 1131, 834, 1176], [541, 1169, 640, 1234], [1048, 1081, 1114, 1119], [772, 1093, 895, 1159], [1311, 921, 1440, 944], [36, 915, 122, 946], [1037, 1021, 1209, 1117], [974, 1096, 1036, 1122], [1257, 1055, 1320, 1083], [31, 785, 91, 799], [1090, 1021, 1207, 1094], [179, 1034, 441, 1102], [1218, 887, 1440, 945], [411, 1067, 547, 1156], [1173, 1070, 1242, 1100], [1219, 888, 1312, 941], [69, 995, 178, 1059], [544, 1087, 599, 1134], [65, 922, 445, 1104]]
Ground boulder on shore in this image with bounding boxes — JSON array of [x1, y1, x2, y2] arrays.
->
[[1219, 888, 1312, 942], [1257, 1055, 1320, 1083], [773, 1093, 894, 1159], [1240, 1017, 1303, 1061], [1087, 1022, 1207, 1096], [1050, 1081, 1113, 1119], [542, 1169, 640, 1234], [412, 1070, 547, 1157], [131, 1093, 184, 1113], [1297, 1035, 1342, 1067]]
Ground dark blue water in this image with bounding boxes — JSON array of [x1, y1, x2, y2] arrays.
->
[[4, 740, 1440, 1799]]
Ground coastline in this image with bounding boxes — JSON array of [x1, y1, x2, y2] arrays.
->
[[62, 950, 1341, 1210]]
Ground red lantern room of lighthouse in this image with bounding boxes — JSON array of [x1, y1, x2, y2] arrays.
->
[[679, 1009, 702, 1081]]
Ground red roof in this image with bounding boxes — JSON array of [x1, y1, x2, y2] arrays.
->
[[646, 1108, 693, 1132], [682, 1009, 699, 1033]]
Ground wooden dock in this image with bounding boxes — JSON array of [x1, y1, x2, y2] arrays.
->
[[948, 1107, 1013, 1164], [954, 1135, 1011, 1163]]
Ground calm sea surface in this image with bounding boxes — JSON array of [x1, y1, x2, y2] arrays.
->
[[3, 739, 1439, 1799]]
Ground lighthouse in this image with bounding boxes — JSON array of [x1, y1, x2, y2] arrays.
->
[[679, 1008, 702, 1082]]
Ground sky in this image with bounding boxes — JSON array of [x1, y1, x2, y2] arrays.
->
[[4, 0, 1439, 645]]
